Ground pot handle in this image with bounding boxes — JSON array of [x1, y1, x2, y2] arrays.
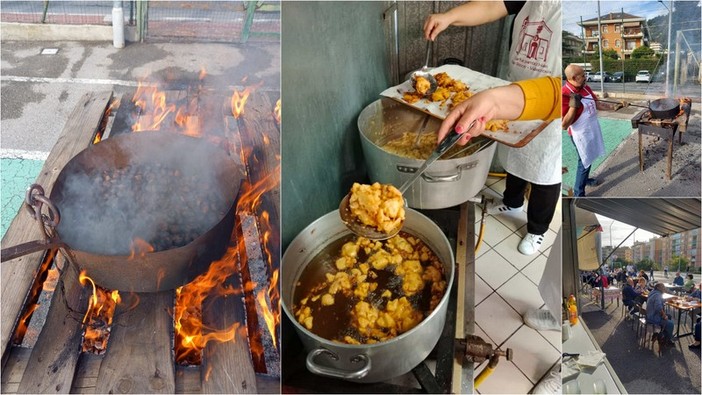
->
[[396, 161, 478, 183], [1, 184, 65, 262], [305, 348, 371, 380]]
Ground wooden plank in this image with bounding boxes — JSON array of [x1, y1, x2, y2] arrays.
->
[[70, 353, 103, 393], [200, 280, 257, 393], [452, 202, 475, 395], [96, 292, 176, 394], [1, 91, 113, 359], [18, 254, 87, 393], [239, 91, 281, 270], [1, 346, 32, 393], [175, 365, 202, 394], [254, 374, 280, 394]]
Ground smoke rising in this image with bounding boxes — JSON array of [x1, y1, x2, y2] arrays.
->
[[54, 132, 238, 255]]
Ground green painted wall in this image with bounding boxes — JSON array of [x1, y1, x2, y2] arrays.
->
[[281, 2, 391, 248]]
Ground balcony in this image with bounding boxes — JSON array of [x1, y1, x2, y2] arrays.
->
[[622, 31, 643, 38], [583, 50, 596, 54], [585, 36, 599, 42]]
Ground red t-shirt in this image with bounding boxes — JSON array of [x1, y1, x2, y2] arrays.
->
[[562, 81, 597, 135]]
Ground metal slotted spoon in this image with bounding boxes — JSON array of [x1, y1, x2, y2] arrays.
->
[[410, 41, 437, 97], [339, 126, 468, 240]]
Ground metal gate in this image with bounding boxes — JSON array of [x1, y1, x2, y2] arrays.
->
[[140, 1, 280, 43]]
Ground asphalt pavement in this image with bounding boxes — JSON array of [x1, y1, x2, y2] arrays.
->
[[580, 295, 700, 394], [576, 99, 701, 197]]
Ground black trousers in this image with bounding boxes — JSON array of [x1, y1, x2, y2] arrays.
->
[[502, 173, 561, 236]]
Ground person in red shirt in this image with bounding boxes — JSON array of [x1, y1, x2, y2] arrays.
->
[[561, 64, 623, 196]]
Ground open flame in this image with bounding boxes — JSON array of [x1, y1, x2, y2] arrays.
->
[[231, 87, 252, 119], [129, 237, 154, 260], [78, 271, 121, 353], [273, 99, 281, 125], [173, 243, 246, 365]]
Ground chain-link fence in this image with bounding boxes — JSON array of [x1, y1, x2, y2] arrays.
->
[[0, 1, 124, 25], [0, 1, 279, 43]]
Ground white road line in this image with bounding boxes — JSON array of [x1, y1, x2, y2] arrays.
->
[[1, 148, 50, 161], [1, 75, 140, 87], [0, 75, 280, 92]]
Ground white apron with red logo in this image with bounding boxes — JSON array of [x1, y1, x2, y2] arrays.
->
[[497, 0, 561, 185], [565, 84, 605, 169]]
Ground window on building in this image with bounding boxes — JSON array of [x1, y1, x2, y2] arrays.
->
[[615, 25, 620, 32], [603, 25, 608, 33], [627, 41, 636, 50], [615, 39, 621, 48], [603, 39, 609, 48]]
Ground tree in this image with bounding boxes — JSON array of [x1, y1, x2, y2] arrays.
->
[[632, 45, 655, 59], [669, 255, 690, 272], [602, 49, 619, 60], [636, 258, 656, 271]]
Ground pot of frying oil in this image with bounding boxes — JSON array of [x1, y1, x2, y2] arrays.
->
[[281, 208, 455, 383], [358, 98, 496, 209]]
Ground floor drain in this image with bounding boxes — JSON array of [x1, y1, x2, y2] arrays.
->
[[40, 48, 59, 55]]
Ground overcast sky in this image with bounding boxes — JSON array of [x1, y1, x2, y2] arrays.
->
[[562, 0, 671, 36], [596, 214, 658, 247]]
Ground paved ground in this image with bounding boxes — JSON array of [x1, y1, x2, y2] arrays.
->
[[570, 98, 701, 197], [580, 294, 700, 394], [1, 39, 280, 238]]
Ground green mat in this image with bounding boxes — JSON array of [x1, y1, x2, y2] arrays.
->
[[1, 158, 45, 239], [562, 118, 633, 190]]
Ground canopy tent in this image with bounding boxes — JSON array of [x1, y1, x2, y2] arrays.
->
[[574, 198, 701, 236], [575, 207, 602, 272]]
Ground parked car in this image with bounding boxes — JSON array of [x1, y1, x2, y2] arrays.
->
[[611, 72, 624, 82], [591, 72, 610, 82], [635, 70, 651, 83], [585, 72, 593, 82]]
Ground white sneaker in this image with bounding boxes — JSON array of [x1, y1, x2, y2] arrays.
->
[[487, 201, 523, 215], [519, 232, 544, 255], [532, 364, 561, 394], [523, 309, 560, 331]]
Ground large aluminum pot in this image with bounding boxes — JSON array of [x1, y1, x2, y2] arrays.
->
[[358, 98, 496, 209], [281, 209, 455, 383]]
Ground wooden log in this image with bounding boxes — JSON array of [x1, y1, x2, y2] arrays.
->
[[1, 91, 113, 359], [96, 292, 176, 394], [200, 269, 257, 393], [18, 254, 87, 393]]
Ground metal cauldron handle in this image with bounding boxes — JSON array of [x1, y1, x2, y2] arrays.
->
[[305, 348, 371, 380], [1, 184, 66, 262]]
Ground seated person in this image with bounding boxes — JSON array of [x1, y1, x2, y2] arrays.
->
[[684, 274, 695, 292], [622, 277, 642, 315], [646, 283, 675, 345], [690, 285, 701, 299], [673, 272, 685, 286], [616, 269, 627, 284], [635, 277, 647, 293], [594, 273, 609, 289], [639, 270, 649, 282], [689, 318, 700, 350]]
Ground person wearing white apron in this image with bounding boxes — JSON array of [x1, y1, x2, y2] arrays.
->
[[425, 7, 564, 390], [424, 1, 562, 257], [562, 64, 605, 196]]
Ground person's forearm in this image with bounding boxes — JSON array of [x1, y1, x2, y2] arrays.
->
[[443, 1, 509, 27], [562, 107, 577, 129], [513, 77, 561, 121]]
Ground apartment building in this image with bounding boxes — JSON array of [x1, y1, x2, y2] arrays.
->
[[578, 12, 646, 59]]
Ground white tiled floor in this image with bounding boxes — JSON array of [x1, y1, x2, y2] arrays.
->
[[473, 176, 562, 394]]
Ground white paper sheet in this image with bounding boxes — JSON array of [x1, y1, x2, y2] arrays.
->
[[380, 64, 548, 147]]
